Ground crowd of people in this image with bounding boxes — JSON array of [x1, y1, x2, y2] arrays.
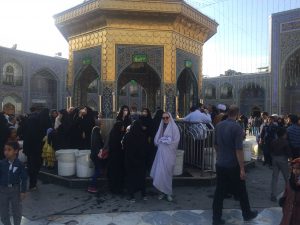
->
[[178, 103, 300, 225], [0, 105, 182, 225], [0, 102, 300, 225]]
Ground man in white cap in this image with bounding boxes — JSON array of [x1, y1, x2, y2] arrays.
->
[[217, 104, 226, 112], [213, 104, 228, 126]]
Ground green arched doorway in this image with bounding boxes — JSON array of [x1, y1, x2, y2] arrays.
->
[[177, 68, 198, 117]]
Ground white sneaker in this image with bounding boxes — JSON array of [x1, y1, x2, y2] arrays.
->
[[167, 195, 173, 202]]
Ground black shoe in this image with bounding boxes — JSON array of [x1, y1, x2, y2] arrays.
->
[[270, 195, 277, 202], [127, 194, 136, 203], [212, 219, 225, 225], [29, 186, 38, 192], [243, 210, 258, 221], [224, 193, 232, 199]]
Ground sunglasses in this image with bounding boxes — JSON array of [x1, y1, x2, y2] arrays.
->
[[162, 117, 169, 120]]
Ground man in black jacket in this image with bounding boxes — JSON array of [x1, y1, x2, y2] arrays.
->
[[23, 107, 51, 190], [0, 113, 10, 160], [260, 116, 278, 166]]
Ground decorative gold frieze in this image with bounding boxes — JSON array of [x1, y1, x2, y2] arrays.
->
[[54, 0, 217, 36]]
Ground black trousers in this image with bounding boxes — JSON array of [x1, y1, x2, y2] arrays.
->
[[212, 166, 251, 221], [263, 144, 272, 166], [291, 147, 300, 159], [0, 186, 22, 225], [27, 153, 42, 189]]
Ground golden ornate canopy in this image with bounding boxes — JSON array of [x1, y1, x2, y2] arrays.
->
[[54, 0, 217, 116]]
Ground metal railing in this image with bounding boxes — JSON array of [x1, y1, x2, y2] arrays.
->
[[176, 121, 216, 176], [101, 119, 216, 176]]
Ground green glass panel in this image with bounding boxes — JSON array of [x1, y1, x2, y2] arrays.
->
[[185, 60, 192, 68], [83, 58, 92, 65], [132, 54, 148, 63]]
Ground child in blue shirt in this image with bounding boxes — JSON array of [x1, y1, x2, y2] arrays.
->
[[0, 141, 27, 225]]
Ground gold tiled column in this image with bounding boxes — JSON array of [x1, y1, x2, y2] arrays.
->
[[101, 30, 116, 117], [198, 44, 203, 101], [163, 32, 177, 114]]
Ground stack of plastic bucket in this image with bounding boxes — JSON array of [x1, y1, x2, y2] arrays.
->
[[55, 149, 94, 178], [55, 149, 78, 176], [243, 139, 255, 161], [75, 150, 94, 178]]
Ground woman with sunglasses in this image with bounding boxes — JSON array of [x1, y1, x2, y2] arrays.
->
[[150, 112, 180, 202]]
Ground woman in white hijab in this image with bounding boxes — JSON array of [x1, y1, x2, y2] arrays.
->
[[150, 112, 180, 201]]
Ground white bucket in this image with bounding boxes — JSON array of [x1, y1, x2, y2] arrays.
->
[[18, 149, 27, 163], [204, 148, 216, 172], [55, 149, 78, 176], [18, 141, 23, 149], [243, 140, 253, 162], [75, 150, 94, 178], [245, 138, 257, 147], [252, 144, 259, 156], [174, 150, 185, 176]]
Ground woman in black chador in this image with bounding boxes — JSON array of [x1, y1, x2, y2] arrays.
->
[[116, 105, 132, 129], [123, 120, 148, 202], [107, 121, 125, 194], [0, 112, 9, 159], [140, 108, 155, 172], [50, 109, 72, 150], [153, 108, 164, 134], [152, 108, 164, 166], [74, 107, 95, 149]]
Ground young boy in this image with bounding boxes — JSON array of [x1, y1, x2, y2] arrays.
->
[[0, 142, 27, 225]]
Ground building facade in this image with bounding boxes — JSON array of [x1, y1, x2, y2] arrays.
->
[[203, 8, 300, 116], [270, 8, 300, 115], [203, 70, 271, 116], [54, 0, 218, 118], [0, 46, 68, 114]]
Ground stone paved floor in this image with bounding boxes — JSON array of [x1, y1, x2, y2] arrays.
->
[[2, 138, 287, 225], [17, 207, 282, 225], [21, 164, 282, 219], [2, 161, 285, 225]]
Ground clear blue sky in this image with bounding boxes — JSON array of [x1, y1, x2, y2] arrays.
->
[[0, 0, 299, 76], [189, 0, 300, 76]]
